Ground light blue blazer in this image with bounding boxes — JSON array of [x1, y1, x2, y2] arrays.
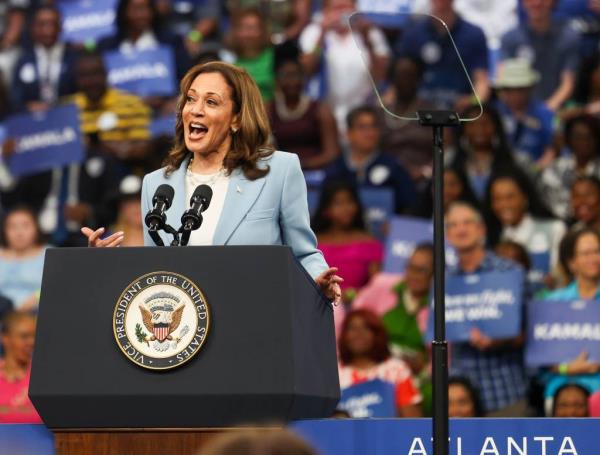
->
[[141, 151, 329, 279]]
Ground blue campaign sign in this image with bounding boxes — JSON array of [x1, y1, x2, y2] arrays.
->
[[426, 269, 524, 342], [4, 104, 84, 177], [383, 216, 458, 272], [526, 299, 600, 367], [383, 216, 433, 272], [150, 115, 176, 138], [528, 251, 551, 284], [360, 188, 394, 241], [104, 46, 177, 97], [338, 379, 396, 418], [0, 425, 54, 455], [293, 418, 600, 455], [59, 0, 117, 45]]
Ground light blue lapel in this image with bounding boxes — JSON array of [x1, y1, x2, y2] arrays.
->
[[212, 168, 266, 245], [164, 156, 190, 231]]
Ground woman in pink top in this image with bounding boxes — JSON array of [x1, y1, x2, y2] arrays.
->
[[312, 181, 383, 335], [312, 180, 383, 298], [0, 311, 41, 423]]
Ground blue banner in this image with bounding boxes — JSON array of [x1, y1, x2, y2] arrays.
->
[[2, 419, 600, 454], [338, 379, 396, 418], [383, 216, 433, 272], [150, 115, 176, 138], [528, 251, 551, 287], [360, 188, 394, 241], [383, 216, 457, 272], [3, 104, 84, 177], [293, 418, 600, 455], [526, 299, 600, 367], [426, 269, 524, 342], [104, 46, 177, 97], [59, 0, 117, 45]]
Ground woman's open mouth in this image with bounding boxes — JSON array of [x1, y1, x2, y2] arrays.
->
[[189, 122, 208, 140]]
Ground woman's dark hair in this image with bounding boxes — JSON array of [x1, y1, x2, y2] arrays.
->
[[448, 376, 484, 417], [552, 383, 590, 417], [558, 227, 600, 280], [572, 175, 600, 194], [453, 104, 517, 174], [484, 170, 555, 246], [338, 309, 390, 365], [412, 166, 480, 219], [413, 242, 434, 257], [564, 115, 600, 153], [311, 180, 366, 234], [228, 7, 270, 56], [573, 55, 600, 104], [1, 311, 36, 336], [115, 0, 161, 42], [388, 54, 426, 82], [346, 105, 379, 130], [274, 40, 301, 73], [494, 239, 532, 271], [0, 206, 43, 248]]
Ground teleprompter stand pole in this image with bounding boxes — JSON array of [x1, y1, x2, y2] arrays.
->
[[417, 110, 459, 455]]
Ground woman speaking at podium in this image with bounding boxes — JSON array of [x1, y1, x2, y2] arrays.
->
[[82, 61, 341, 304]]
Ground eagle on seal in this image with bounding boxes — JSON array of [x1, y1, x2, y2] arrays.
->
[[139, 292, 184, 343]]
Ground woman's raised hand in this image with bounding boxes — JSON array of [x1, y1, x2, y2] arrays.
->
[[81, 227, 124, 248]]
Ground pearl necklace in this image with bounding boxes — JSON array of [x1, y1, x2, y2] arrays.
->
[[186, 158, 226, 188]]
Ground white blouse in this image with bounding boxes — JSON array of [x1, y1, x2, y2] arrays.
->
[[185, 168, 230, 246]]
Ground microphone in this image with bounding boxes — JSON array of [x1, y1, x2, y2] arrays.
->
[[145, 184, 174, 233], [179, 185, 212, 246]]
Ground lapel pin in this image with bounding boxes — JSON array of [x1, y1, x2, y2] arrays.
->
[[236, 185, 242, 193]]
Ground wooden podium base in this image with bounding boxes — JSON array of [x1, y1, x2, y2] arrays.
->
[[54, 428, 272, 455]]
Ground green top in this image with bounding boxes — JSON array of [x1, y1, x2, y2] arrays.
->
[[382, 282, 428, 355], [235, 47, 275, 102]]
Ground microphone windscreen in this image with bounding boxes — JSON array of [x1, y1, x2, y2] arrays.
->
[[191, 184, 213, 207], [154, 184, 175, 209]]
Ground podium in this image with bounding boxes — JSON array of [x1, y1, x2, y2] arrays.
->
[[29, 246, 340, 454]]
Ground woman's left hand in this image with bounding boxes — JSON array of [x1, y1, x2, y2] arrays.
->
[[315, 267, 343, 306]]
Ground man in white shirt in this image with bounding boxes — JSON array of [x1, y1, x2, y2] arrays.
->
[[299, 0, 390, 135]]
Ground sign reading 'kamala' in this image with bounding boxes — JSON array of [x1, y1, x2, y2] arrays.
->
[[103, 46, 177, 97], [59, 0, 117, 45], [3, 104, 84, 177], [113, 271, 210, 370], [526, 299, 600, 367]]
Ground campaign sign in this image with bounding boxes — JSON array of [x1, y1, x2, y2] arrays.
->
[[59, 0, 117, 44], [526, 299, 600, 367], [293, 418, 600, 455], [360, 188, 394, 241], [4, 104, 84, 177], [150, 115, 176, 138], [383, 216, 433, 272], [104, 46, 177, 97], [338, 379, 396, 418], [426, 269, 524, 342]]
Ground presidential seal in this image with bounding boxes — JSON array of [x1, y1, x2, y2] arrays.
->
[[113, 271, 210, 370]]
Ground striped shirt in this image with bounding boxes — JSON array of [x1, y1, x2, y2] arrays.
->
[[67, 88, 151, 142]]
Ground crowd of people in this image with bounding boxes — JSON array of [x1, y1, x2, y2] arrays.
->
[[2, 0, 600, 424]]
